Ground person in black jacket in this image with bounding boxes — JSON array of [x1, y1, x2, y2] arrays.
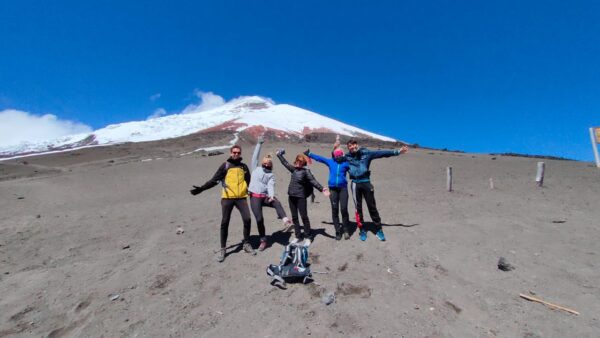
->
[[276, 149, 330, 245], [190, 145, 255, 262]]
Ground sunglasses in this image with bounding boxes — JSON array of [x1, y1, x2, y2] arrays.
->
[[232, 151, 241, 154]]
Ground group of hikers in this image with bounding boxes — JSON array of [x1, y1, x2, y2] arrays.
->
[[190, 135, 409, 263]]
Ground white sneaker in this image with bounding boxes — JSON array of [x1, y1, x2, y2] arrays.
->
[[282, 217, 294, 232], [290, 238, 300, 244], [303, 238, 312, 246]]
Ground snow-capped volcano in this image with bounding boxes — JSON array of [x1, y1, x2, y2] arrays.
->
[[0, 96, 399, 158]]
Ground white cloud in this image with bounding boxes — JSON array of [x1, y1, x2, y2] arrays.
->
[[0, 109, 93, 147], [182, 91, 227, 114], [147, 108, 167, 120], [150, 93, 161, 101]]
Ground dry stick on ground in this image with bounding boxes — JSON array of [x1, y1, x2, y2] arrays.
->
[[519, 293, 580, 315]]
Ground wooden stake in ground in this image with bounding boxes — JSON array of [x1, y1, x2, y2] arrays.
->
[[519, 293, 580, 315], [447, 166, 453, 192], [535, 162, 545, 187], [489, 177, 494, 190]]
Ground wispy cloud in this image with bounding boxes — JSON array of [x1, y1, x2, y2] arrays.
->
[[150, 93, 161, 101], [182, 91, 227, 114], [180, 91, 275, 115], [0, 109, 92, 147], [147, 108, 167, 120]]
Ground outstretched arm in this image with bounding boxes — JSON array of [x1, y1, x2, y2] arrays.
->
[[276, 149, 295, 173], [191, 163, 227, 195], [368, 145, 409, 160], [305, 169, 325, 193], [251, 135, 264, 169], [306, 150, 329, 165]]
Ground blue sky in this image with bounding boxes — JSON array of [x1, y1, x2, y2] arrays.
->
[[1, 0, 599, 160]]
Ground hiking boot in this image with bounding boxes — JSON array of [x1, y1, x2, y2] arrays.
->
[[304, 237, 312, 246], [217, 248, 226, 263], [376, 229, 386, 241], [335, 232, 342, 241], [343, 231, 350, 240], [243, 242, 256, 255], [258, 238, 268, 252], [290, 237, 300, 244], [359, 230, 367, 241]]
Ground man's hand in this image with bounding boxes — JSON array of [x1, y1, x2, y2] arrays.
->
[[276, 148, 285, 156], [399, 145, 409, 154], [258, 135, 265, 144], [322, 188, 331, 197], [190, 185, 203, 196], [303, 149, 310, 156]]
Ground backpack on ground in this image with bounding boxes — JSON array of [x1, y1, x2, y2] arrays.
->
[[266, 243, 312, 287]]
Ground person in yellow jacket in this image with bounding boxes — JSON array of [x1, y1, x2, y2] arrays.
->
[[190, 144, 254, 262]]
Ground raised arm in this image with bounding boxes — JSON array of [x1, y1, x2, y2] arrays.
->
[[251, 135, 264, 169], [276, 149, 295, 173]]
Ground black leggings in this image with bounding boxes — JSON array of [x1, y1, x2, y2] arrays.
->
[[220, 198, 252, 248], [250, 196, 287, 238], [288, 196, 310, 239], [351, 182, 382, 230], [329, 187, 349, 232]]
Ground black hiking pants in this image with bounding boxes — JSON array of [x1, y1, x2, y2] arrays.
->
[[250, 196, 287, 238], [351, 182, 382, 231], [329, 187, 349, 233], [288, 196, 310, 239], [220, 198, 251, 248]]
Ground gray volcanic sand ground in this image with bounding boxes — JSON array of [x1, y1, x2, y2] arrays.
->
[[1, 141, 599, 337]]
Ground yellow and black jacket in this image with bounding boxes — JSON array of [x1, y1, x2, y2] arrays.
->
[[197, 157, 251, 199]]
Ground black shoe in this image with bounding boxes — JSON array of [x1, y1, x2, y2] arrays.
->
[[335, 232, 342, 241], [343, 231, 350, 240]]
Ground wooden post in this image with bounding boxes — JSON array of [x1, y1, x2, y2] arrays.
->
[[489, 178, 494, 190], [447, 167, 453, 192], [535, 162, 545, 187], [590, 127, 600, 168]]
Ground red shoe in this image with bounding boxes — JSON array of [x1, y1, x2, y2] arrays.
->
[[258, 239, 268, 251]]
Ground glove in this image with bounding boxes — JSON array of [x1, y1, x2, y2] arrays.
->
[[303, 149, 310, 156], [190, 185, 203, 196], [258, 135, 265, 144], [276, 148, 285, 156]]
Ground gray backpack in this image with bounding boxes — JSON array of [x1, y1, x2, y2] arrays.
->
[[266, 243, 312, 287]]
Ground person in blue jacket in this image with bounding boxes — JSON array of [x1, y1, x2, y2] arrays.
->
[[304, 147, 351, 240], [343, 139, 409, 242]]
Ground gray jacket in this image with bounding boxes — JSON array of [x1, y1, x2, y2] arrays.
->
[[248, 141, 276, 197]]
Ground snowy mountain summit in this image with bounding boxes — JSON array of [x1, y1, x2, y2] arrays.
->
[[0, 96, 397, 157]]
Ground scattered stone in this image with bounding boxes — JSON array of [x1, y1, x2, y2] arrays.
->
[[321, 292, 335, 305], [207, 151, 224, 156], [17, 197, 24, 200], [552, 220, 566, 224], [497, 257, 515, 271], [36, 215, 41, 218], [109, 294, 120, 301], [176, 227, 185, 235], [122, 244, 130, 250]]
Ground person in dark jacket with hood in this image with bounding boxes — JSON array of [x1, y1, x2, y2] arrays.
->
[[190, 144, 255, 263], [305, 147, 351, 240], [343, 139, 409, 242], [276, 149, 330, 245]]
